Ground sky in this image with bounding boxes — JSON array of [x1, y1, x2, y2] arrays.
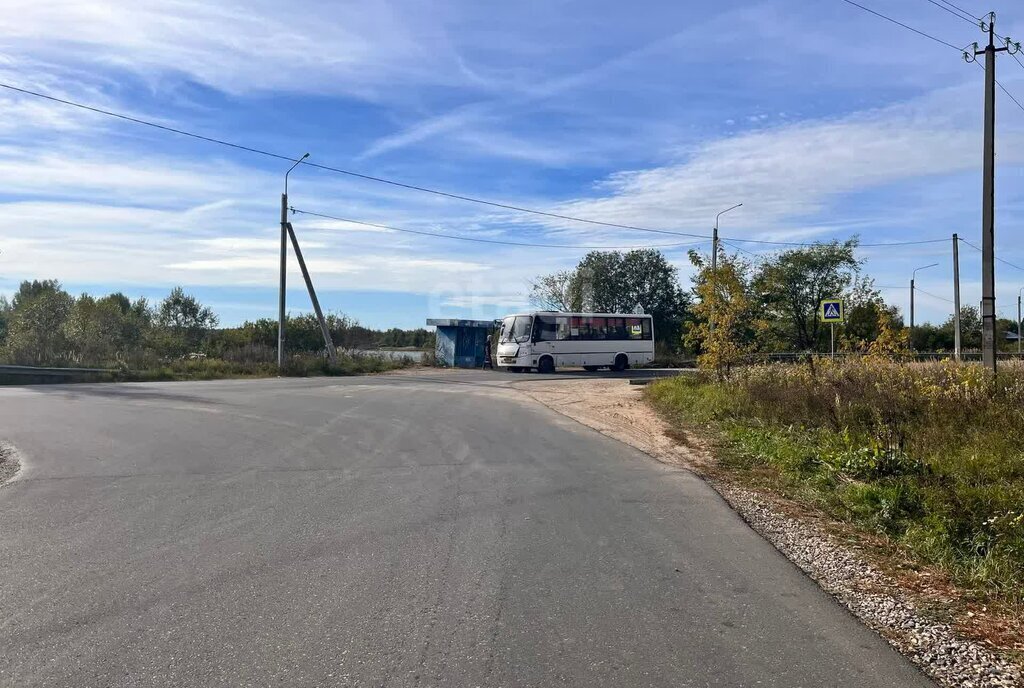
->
[[3, 0, 1024, 330]]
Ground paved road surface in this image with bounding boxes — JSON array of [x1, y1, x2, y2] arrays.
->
[[0, 371, 932, 687]]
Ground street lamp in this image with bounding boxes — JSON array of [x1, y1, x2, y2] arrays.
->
[[910, 262, 938, 348], [712, 203, 743, 272], [279, 153, 310, 371], [284, 152, 309, 197]]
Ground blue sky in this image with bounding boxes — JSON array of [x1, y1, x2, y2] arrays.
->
[[3, 0, 1024, 329]]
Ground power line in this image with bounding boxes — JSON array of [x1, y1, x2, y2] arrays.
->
[[1013, 51, 1024, 73], [916, 286, 955, 303], [719, 239, 759, 257], [966, 60, 1024, 112], [0, 81, 712, 241], [936, 0, 980, 21], [287, 207, 707, 250], [922, 0, 980, 26], [996, 78, 1024, 114], [961, 237, 982, 252], [0, 81, 959, 250], [959, 236, 1024, 272], [840, 0, 965, 51]]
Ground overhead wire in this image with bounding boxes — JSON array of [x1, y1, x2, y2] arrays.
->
[[958, 237, 1024, 273], [916, 286, 955, 303], [287, 207, 707, 250], [922, 0, 981, 26], [0, 81, 957, 250], [841, 2, 1024, 116], [936, 0, 980, 21], [718, 239, 759, 257], [840, 0, 965, 51], [972, 61, 1024, 114], [0, 81, 708, 241]]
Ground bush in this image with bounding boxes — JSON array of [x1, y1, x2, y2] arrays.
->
[[116, 351, 415, 382], [647, 359, 1024, 603]]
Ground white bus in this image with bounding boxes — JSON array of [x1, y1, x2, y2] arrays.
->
[[496, 311, 655, 373]]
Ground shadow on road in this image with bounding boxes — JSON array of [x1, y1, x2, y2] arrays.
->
[[18, 384, 222, 405]]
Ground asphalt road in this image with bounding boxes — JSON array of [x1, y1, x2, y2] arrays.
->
[[0, 371, 932, 687]]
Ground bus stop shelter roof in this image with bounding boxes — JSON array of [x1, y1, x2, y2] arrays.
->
[[425, 319, 497, 328]]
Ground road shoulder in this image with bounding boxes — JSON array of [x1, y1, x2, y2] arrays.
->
[[514, 377, 1022, 688]]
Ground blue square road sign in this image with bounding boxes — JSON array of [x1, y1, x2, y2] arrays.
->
[[819, 299, 844, 323]]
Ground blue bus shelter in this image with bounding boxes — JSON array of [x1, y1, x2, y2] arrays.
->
[[426, 318, 496, 368]]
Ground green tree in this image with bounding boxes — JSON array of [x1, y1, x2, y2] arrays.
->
[[753, 240, 861, 352], [528, 270, 582, 312], [4, 280, 74, 365], [842, 277, 901, 351], [686, 250, 755, 378], [63, 294, 118, 364], [59, 292, 152, 365], [942, 306, 981, 350], [153, 287, 218, 356], [0, 295, 10, 347]]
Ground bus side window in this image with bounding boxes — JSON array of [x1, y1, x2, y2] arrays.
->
[[642, 319, 652, 340], [626, 318, 642, 340], [555, 317, 570, 341], [535, 315, 559, 341]]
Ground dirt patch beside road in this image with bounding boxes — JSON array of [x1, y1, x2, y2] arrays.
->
[[515, 378, 710, 471], [514, 376, 1023, 688]]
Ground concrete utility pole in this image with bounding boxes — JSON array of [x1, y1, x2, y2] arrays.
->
[[971, 13, 1020, 373], [280, 153, 310, 372], [952, 234, 962, 360], [910, 263, 937, 350], [1018, 287, 1023, 357], [285, 222, 338, 364]]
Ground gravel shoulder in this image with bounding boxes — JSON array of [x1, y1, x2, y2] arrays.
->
[[514, 377, 1023, 688]]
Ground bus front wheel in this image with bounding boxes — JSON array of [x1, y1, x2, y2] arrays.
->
[[537, 356, 555, 374]]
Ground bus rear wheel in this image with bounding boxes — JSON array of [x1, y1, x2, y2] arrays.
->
[[612, 354, 629, 372], [537, 356, 555, 374]]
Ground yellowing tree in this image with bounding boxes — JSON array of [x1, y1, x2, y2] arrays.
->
[[686, 250, 755, 379], [867, 308, 911, 361]]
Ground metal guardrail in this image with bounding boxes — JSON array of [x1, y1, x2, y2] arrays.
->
[[0, 364, 117, 377], [742, 352, 1024, 363]]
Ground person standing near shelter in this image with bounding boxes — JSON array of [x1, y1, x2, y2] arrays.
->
[[483, 334, 493, 369]]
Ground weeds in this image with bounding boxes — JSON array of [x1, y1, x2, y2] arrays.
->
[[647, 359, 1024, 604], [116, 351, 415, 382]]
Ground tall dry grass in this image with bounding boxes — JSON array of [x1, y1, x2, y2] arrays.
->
[[648, 359, 1024, 603]]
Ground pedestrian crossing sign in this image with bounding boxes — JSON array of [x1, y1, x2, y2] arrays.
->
[[819, 299, 844, 323]]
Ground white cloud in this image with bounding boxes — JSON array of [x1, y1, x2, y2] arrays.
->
[[0, 146, 274, 205], [442, 293, 528, 309], [545, 89, 1024, 243], [0, 1, 473, 98]]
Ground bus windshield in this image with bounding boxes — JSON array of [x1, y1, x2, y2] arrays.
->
[[500, 315, 533, 344]]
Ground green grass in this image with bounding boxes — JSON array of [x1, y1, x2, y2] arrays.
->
[[646, 360, 1024, 605], [112, 352, 415, 382]]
